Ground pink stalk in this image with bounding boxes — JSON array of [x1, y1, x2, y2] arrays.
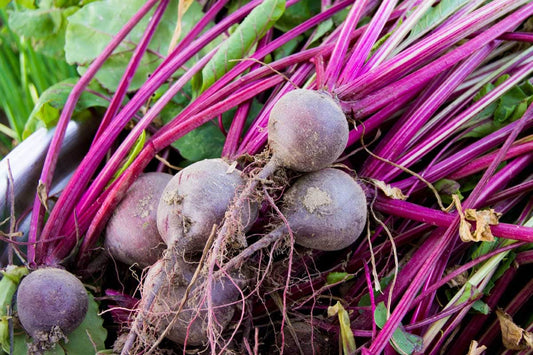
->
[[92, 0, 170, 143], [386, 60, 533, 182], [362, 0, 436, 72], [337, 0, 398, 85], [323, 0, 368, 88], [393, 119, 533, 192], [336, 0, 526, 100], [362, 44, 494, 178], [373, 197, 533, 242], [449, 139, 533, 179], [369, 85, 533, 352], [39, 0, 265, 258], [28, 0, 161, 265]]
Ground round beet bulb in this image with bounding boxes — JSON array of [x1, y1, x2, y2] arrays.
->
[[105, 172, 172, 268], [16, 268, 88, 343], [281, 168, 367, 251], [157, 158, 257, 255], [268, 89, 349, 172]]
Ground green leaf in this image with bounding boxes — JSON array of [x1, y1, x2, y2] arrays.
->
[[163, 93, 262, 163], [408, 0, 469, 40], [326, 272, 354, 285], [273, 0, 319, 32], [65, 0, 204, 91], [8, 6, 79, 58], [22, 78, 108, 138], [374, 302, 423, 355], [358, 275, 393, 308], [472, 300, 490, 315], [309, 19, 333, 45], [0, 266, 29, 353], [173, 120, 227, 162], [12, 293, 107, 355], [198, 0, 285, 93]]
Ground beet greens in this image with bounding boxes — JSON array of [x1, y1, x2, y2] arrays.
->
[[2, 0, 533, 353]]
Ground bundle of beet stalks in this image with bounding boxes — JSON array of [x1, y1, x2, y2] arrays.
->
[[1, 0, 533, 354]]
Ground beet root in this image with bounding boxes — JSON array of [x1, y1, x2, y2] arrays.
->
[[140, 259, 241, 347], [268, 89, 349, 172], [281, 168, 367, 251], [16, 268, 88, 345], [157, 158, 257, 255], [105, 172, 171, 268]]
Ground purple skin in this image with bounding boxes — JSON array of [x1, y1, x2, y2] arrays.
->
[[281, 168, 367, 251], [16, 268, 88, 342], [141, 259, 241, 347], [105, 172, 171, 268], [157, 158, 257, 255], [268, 89, 349, 172]]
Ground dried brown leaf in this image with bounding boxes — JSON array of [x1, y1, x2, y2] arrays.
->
[[371, 179, 408, 200], [496, 309, 533, 351], [467, 340, 487, 355], [464, 208, 501, 242], [453, 195, 500, 242]]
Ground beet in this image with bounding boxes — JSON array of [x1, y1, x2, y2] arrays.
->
[[268, 89, 349, 172], [281, 168, 367, 251], [16, 268, 88, 344], [157, 158, 257, 255], [104, 172, 171, 268], [141, 259, 241, 347]]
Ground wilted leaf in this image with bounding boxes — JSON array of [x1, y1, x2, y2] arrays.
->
[[445, 265, 468, 288], [496, 309, 533, 351], [328, 301, 356, 355], [454, 195, 500, 242], [464, 208, 501, 242], [371, 179, 408, 200], [467, 340, 487, 355]]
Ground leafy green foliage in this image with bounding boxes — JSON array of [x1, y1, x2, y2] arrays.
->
[[196, 0, 285, 94], [326, 272, 354, 285], [0, 266, 29, 353], [7, 2, 79, 58], [0, 8, 77, 147], [11, 293, 107, 355], [65, 0, 204, 91], [471, 300, 490, 315], [273, 0, 320, 33], [374, 302, 423, 354], [407, 0, 469, 41], [465, 76, 533, 138], [22, 78, 108, 138]]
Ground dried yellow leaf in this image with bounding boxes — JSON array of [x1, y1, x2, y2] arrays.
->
[[467, 340, 487, 355], [371, 179, 408, 200], [496, 309, 533, 351], [328, 301, 356, 355], [453, 195, 500, 242]]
